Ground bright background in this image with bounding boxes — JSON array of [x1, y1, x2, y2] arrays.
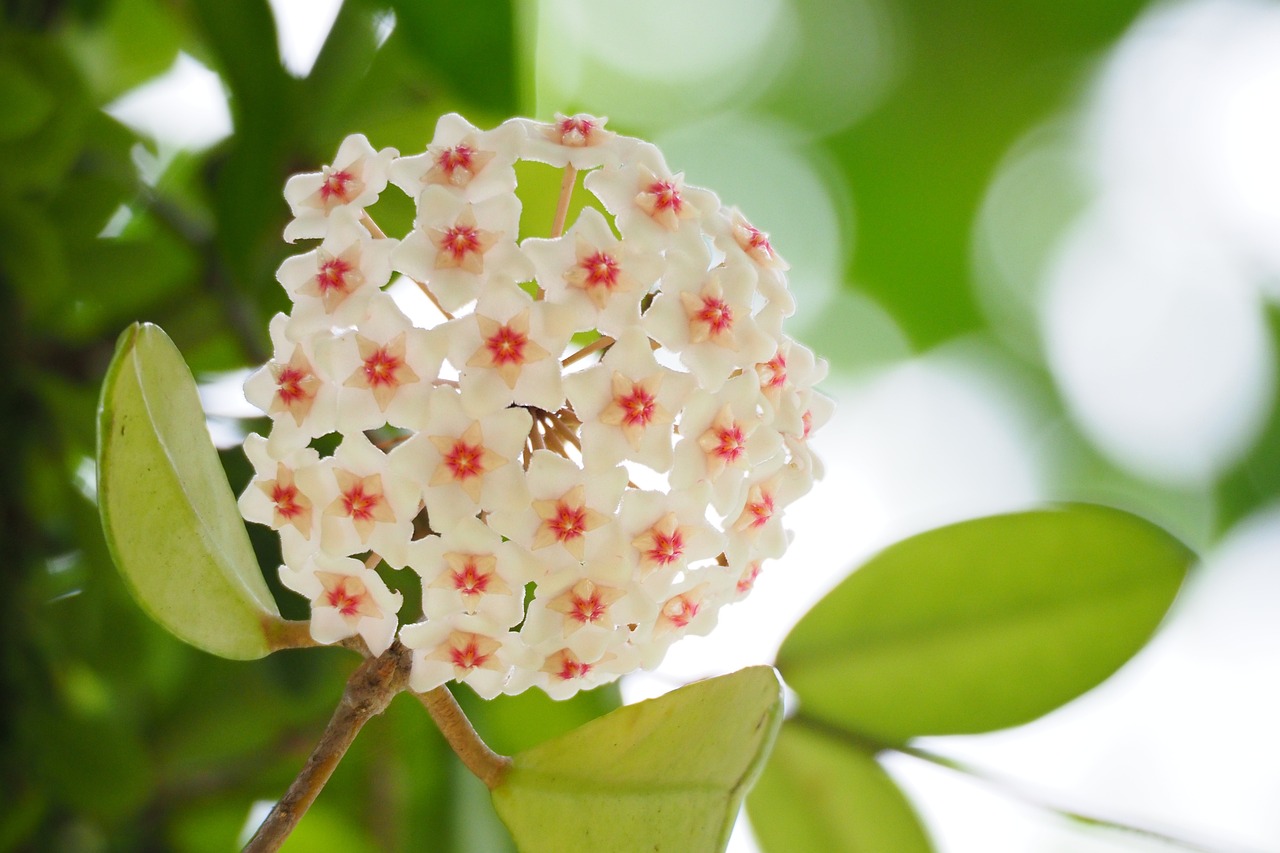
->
[[3, 0, 1279, 850]]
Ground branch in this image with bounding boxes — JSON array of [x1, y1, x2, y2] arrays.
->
[[243, 642, 410, 852], [415, 686, 511, 788]]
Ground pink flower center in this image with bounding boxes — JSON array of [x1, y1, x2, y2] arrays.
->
[[484, 325, 529, 366], [361, 347, 403, 387], [662, 594, 701, 629], [696, 296, 733, 335], [746, 492, 775, 529], [316, 256, 354, 295], [802, 410, 814, 439], [712, 425, 746, 462], [341, 484, 381, 522], [271, 482, 303, 518], [737, 562, 762, 594], [275, 366, 312, 405], [759, 351, 787, 389], [567, 590, 608, 624], [646, 180, 684, 215], [645, 529, 684, 567], [742, 224, 773, 256], [440, 225, 482, 263], [444, 440, 484, 480], [452, 561, 490, 597], [548, 503, 588, 543], [558, 116, 598, 146], [320, 169, 354, 205], [557, 657, 592, 681], [450, 639, 490, 671], [581, 251, 620, 290], [616, 384, 657, 427], [437, 145, 477, 178], [324, 576, 367, 617]]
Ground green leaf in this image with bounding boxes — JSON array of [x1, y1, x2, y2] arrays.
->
[[748, 721, 933, 853], [97, 322, 280, 659], [387, 0, 519, 113], [0, 56, 53, 142], [778, 505, 1193, 742], [491, 666, 783, 853]]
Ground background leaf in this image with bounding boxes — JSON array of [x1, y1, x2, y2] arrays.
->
[[748, 721, 933, 853], [97, 322, 280, 659], [491, 666, 783, 853], [778, 505, 1193, 742]]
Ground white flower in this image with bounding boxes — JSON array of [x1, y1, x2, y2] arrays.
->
[[400, 615, 523, 699], [486, 451, 626, 574], [238, 433, 324, 567], [447, 283, 574, 416], [564, 326, 693, 473], [283, 134, 397, 242], [390, 186, 529, 312], [314, 293, 446, 432], [391, 387, 532, 528], [522, 207, 663, 337], [406, 516, 535, 629], [644, 251, 777, 392], [516, 113, 629, 170], [389, 113, 523, 204], [316, 432, 420, 568], [248, 113, 829, 699], [280, 552, 403, 655], [243, 313, 338, 457], [277, 210, 396, 337]]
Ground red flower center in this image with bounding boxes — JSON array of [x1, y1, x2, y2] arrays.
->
[[697, 296, 733, 334], [453, 561, 490, 596], [441, 225, 482, 262], [581, 251, 620, 290], [444, 441, 483, 480], [361, 347, 401, 387], [617, 385, 656, 427], [320, 169, 354, 204], [317, 256, 354, 295], [342, 484, 380, 521], [271, 483, 303, 518], [549, 503, 588, 543], [485, 325, 528, 366], [276, 366, 311, 404], [437, 145, 477, 177], [450, 640, 490, 671], [713, 425, 746, 462], [646, 180, 683, 214]]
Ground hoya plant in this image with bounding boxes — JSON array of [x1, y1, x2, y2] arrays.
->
[[97, 112, 1193, 852]]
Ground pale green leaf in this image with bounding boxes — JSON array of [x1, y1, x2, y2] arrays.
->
[[97, 323, 280, 659], [491, 666, 783, 853], [778, 505, 1193, 742], [748, 721, 933, 853]]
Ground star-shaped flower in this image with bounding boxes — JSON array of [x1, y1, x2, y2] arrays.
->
[[283, 134, 397, 242]]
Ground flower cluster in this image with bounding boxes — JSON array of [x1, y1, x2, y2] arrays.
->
[[240, 114, 832, 699]]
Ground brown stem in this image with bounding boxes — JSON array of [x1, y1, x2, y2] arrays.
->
[[263, 618, 370, 657], [415, 687, 511, 789], [562, 335, 615, 367], [550, 165, 578, 239], [243, 643, 410, 852]]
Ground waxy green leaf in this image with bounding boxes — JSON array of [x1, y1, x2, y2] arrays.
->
[[778, 505, 1193, 742], [748, 721, 933, 853], [97, 323, 280, 659], [491, 666, 783, 853]]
